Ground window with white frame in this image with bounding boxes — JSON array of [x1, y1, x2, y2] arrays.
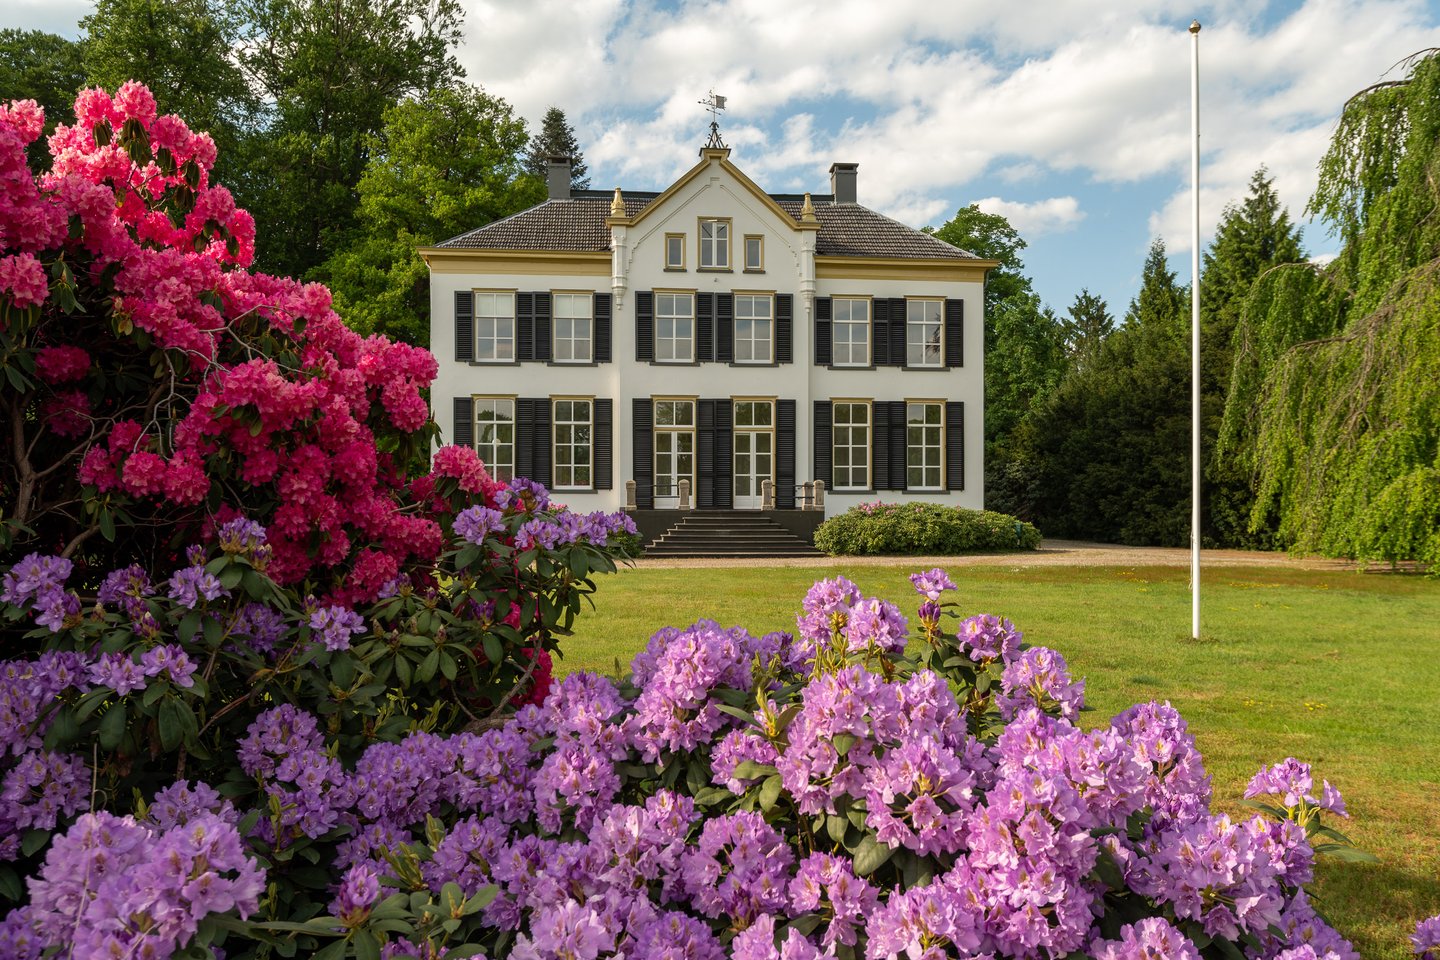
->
[[832, 402, 870, 490], [475, 292, 515, 362], [473, 398, 514, 481], [734, 294, 773, 364], [906, 299, 943, 367], [907, 402, 943, 490], [699, 219, 730, 269], [655, 293, 695, 363], [653, 400, 695, 501], [553, 399, 592, 489], [552, 293, 592, 363], [665, 233, 685, 270], [832, 298, 870, 366], [744, 235, 763, 271]]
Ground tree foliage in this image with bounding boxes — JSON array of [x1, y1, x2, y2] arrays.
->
[[229, 0, 466, 278], [1017, 239, 1192, 545], [1223, 50, 1440, 569], [1199, 168, 1306, 548], [1061, 288, 1114, 372], [320, 85, 543, 345], [525, 105, 590, 188]]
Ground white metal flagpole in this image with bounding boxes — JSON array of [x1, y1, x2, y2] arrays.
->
[[1189, 20, 1202, 640]]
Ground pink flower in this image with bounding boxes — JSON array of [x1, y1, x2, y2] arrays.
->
[[121, 451, 168, 497], [113, 81, 157, 126], [34, 346, 91, 384], [0, 253, 47, 308], [42, 391, 90, 438]]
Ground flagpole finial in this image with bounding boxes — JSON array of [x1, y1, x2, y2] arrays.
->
[[1189, 19, 1201, 33]]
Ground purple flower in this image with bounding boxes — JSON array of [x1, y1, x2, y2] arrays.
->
[[1, 554, 73, 607], [679, 811, 793, 923], [167, 565, 228, 609], [32, 585, 80, 632], [908, 567, 956, 601], [333, 864, 380, 927], [996, 646, 1085, 720], [843, 597, 908, 656], [97, 564, 152, 612], [1091, 917, 1202, 960], [955, 612, 1022, 662], [309, 605, 365, 651], [140, 645, 197, 687], [1412, 914, 1440, 960], [88, 652, 148, 696], [454, 505, 506, 545], [231, 602, 287, 654]]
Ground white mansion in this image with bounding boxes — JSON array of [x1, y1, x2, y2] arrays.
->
[[422, 146, 995, 520]]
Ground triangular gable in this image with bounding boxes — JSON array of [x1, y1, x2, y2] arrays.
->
[[608, 148, 820, 234]]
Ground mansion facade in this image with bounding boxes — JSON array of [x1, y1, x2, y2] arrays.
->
[[423, 147, 995, 518]]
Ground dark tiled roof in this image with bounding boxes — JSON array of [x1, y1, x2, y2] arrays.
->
[[435, 191, 978, 261]]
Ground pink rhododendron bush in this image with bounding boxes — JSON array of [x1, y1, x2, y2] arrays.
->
[[0, 82, 461, 595]]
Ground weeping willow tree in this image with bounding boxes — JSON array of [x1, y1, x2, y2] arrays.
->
[[1221, 49, 1440, 569]]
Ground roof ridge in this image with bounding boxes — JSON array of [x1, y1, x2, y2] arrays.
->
[[849, 204, 973, 256]]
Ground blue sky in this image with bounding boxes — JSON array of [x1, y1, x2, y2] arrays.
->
[[11, 0, 1440, 316]]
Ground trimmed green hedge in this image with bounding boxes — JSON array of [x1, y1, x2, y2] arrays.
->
[[814, 501, 1043, 555]]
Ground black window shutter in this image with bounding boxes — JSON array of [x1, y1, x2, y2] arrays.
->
[[530, 398, 551, 488], [888, 299, 907, 367], [635, 292, 654, 362], [633, 398, 653, 508], [871, 298, 888, 366], [534, 292, 552, 362], [455, 291, 474, 363], [696, 293, 715, 363], [776, 399, 796, 509], [944, 299, 963, 367], [945, 401, 964, 491], [871, 400, 889, 490], [594, 293, 612, 363], [815, 296, 832, 366], [776, 294, 793, 364], [697, 400, 716, 509], [813, 400, 833, 490], [716, 294, 734, 363], [516, 293, 535, 362], [515, 398, 535, 478], [888, 400, 907, 490], [714, 398, 733, 508], [594, 398, 613, 490], [452, 397, 474, 448]]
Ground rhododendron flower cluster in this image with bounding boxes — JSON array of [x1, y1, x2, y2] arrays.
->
[[1, 83, 533, 598], [2, 569, 1375, 960]]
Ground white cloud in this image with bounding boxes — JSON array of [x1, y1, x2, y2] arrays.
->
[[974, 196, 1086, 236]]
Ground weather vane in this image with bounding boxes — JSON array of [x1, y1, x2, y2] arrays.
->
[[699, 90, 727, 149]]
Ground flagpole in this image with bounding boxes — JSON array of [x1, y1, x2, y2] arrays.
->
[[1189, 20, 1202, 640]]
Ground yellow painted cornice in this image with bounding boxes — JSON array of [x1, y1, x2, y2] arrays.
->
[[814, 256, 1000, 283], [419, 248, 611, 276]]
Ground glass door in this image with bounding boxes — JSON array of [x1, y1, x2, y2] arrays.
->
[[733, 400, 774, 509], [653, 400, 694, 507]]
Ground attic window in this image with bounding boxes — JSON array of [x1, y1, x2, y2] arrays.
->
[[699, 219, 730, 269], [665, 233, 685, 270], [744, 235, 763, 271]]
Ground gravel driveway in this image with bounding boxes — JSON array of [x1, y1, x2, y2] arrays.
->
[[630, 539, 1363, 570]]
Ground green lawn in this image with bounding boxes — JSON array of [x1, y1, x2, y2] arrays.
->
[[558, 563, 1440, 959]]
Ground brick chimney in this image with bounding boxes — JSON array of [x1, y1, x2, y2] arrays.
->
[[829, 162, 858, 204], [547, 156, 572, 200]]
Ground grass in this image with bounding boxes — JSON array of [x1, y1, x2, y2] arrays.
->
[[557, 562, 1440, 959]]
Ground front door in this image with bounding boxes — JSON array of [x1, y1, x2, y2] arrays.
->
[[733, 400, 774, 510]]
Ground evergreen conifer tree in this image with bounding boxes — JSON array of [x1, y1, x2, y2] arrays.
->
[[525, 106, 590, 188]]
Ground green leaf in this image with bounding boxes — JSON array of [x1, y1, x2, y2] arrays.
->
[[832, 733, 856, 756], [731, 760, 779, 780], [21, 829, 50, 857], [159, 697, 186, 751], [418, 649, 439, 683], [481, 634, 503, 667], [98, 508, 116, 542], [758, 774, 783, 811], [715, 703, 756, 725], [850, 836, 895, 876], [353, 930, 381, 960], [98, 701, 127, 750]]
